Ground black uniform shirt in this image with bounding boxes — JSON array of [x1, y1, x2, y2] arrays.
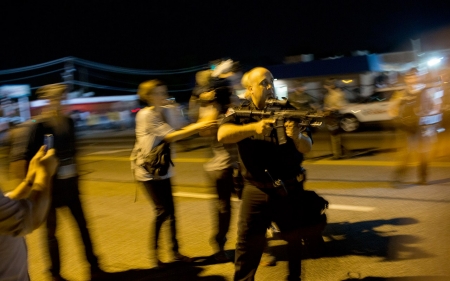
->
[[221, 101, 311, 183]]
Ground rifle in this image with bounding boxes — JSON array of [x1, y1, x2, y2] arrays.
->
[[226, 99, 326, 145]]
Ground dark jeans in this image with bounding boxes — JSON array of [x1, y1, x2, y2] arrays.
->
[[46, 177, 99, 277], [142, 178, 179, 257], [234, 183, 303, 281], [206, 168, 234, 252]]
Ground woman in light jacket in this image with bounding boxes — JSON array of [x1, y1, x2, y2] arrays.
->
[[131, 79, 215, 268]]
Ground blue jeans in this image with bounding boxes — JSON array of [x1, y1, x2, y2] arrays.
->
[[142, 178, 180, 257]]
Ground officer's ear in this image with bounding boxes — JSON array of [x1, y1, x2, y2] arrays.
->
[[247, 85, 253, 95]]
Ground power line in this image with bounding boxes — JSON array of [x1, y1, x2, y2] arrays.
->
[[73, 57, 209, 75], [0, 58, 69, 75], [0, 56, 209, 75], [71, 81, 193, 93], [0, 68, 64, 84], [1, 57, 204, 94]]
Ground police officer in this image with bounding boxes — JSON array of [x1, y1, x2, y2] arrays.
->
[[393, 68, 443, 185], [218, 67, 313, 281], [323, 78, 347, 159]]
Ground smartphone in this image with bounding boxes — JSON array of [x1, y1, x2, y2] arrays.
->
[[44, 134, 54, 151]]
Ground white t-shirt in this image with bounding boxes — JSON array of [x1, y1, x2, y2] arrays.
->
[[130, 107, 175, 181]]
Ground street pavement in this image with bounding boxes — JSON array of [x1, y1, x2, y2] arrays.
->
[[1, 128, 450, 281]]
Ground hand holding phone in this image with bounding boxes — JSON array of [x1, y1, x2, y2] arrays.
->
[[44, 134, 54, 152]]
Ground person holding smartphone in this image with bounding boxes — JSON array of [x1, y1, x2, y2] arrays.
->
[[1, 146, 58, 281]]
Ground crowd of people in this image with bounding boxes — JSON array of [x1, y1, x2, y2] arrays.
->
[[1, 59, 446, 281]]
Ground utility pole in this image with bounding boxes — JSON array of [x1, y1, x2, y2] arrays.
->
[[61, 57, 76, 98], [79, 67, 88, 95], [411, 38, 422, 69]]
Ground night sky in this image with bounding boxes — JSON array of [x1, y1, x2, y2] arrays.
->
[[1, 1, 450, 97]]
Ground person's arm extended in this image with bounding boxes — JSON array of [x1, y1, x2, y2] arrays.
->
[[25, 167, 53, 230], [291, 132, 312, 154], [7, 147, 58, 231], [217, 119, 274, 143], [163, 120, 216, 143], [6, 178, 33, 200], [8, 160, 29, 199]]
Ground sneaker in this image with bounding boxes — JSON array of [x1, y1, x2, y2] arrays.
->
[[213, 251, 231, 262], [173, 252, 193, 263]]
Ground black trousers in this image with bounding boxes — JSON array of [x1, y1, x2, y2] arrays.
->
[[206, 168, 234, 252], [234, 183, 303, 281], [46, 176, 99, 277], [142, 178, 180, 257]]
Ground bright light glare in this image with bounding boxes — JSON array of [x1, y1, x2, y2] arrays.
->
[[342, 80, 353, 84], [427, 57, 443, 67]]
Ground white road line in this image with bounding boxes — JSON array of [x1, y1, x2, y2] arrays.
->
[[87, 149, 131, 155], [173, 192, 375, 211], [173, 192, 217, 199], [329, 204, 375, 212]]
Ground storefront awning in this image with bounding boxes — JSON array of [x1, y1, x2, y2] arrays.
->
[[267, 54, 383, 79]]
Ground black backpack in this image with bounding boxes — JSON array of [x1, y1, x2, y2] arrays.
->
[[143, 141, 174, 177]]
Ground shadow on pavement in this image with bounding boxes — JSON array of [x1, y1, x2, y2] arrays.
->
[[342, 276, 450, 281], [391, 177, 450, 189], [94, 263, 227, 281], [189, 250, 235, 266], [322, 217, 432, 261], [266, 217, 432, 263]]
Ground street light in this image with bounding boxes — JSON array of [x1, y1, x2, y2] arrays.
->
[[427, 57, 443, 67]]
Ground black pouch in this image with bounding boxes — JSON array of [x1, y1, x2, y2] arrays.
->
[[143, 142, 174, 177], [296, 190, 329, 229]]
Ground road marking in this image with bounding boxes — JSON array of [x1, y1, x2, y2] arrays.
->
[[328, 204, 375, 212], [173, 192, 217, 199], [307, 159, 450, 167], [87, 149, 132, 155], [173, 158, 211, 163], [76, 155, 450, 168], [173, 191, 241, 201], [173, 192, 374, 211]]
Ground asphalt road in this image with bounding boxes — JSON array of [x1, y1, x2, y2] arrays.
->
[[1, 127, 450, 281]]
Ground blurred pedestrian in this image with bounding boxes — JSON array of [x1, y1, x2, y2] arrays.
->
[[130, 79, 215, 268], [391, 68, 444, 185], [189, 69, 213, 122], [289, 86, 317, 112], [1, 146, 58, 281], [9, 83, 105, 281], [192, 61, 242, 262], [323, 78, 347, 159]]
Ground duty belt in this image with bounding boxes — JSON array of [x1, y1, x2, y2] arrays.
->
[[247, 177, 303, 190]]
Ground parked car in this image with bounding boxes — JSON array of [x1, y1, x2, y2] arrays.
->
[[338, 87, 404, 132]]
